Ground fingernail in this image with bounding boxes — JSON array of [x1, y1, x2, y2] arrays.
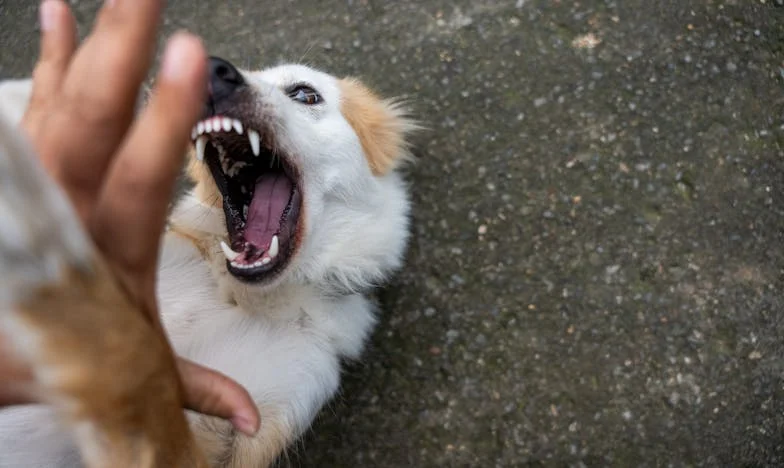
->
[[231, 412, 260, 436], [40, 0, 59, 31], [161, 33, 199, 82]]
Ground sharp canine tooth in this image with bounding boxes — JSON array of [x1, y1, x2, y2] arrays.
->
[[197, 122, 205, 134], [249, 130, 260, 156], [233, 120, 244, 134], [195, 136, 208, 161], [220, 241, 241, 261], [222, 118, 232, 132], [268, 235, 279, 258]]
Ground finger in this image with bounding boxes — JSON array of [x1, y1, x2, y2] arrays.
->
[[177, 358, 260, 436], [30, 0, 77, 104], [0, 388, 36, 407], [65, 0, 164, 109], [91, 33, 207, 273], [44, 0, 166, 201], [22, 0, 77, 135], [0, 334, 37, 406]]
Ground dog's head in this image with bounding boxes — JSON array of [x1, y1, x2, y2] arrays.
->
[[181, 58, 416, 294]]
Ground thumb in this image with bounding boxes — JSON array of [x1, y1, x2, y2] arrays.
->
[[176, 358, 260, 436]]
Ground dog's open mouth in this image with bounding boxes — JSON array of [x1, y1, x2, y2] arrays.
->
[[191, 116, 301, 282]]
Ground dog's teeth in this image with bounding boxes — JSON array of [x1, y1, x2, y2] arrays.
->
[[205, 120, 213, 133], [268, 235, 279, 259], [249, 130, 260, 156], [213, 117, 223, 131], [191, 127, 198, 140], [233, 120, 244, 134], [220, 241, 242, 261], [222, 118, 232, 132], [253, 261, 263, 268], [262, 257, 271, 265], [195, 136, 208, 161], [243, 205, 249, 218], [197, 122, 205, 135]]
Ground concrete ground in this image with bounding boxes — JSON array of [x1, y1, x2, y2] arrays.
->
[[2, 0, 784, 466]]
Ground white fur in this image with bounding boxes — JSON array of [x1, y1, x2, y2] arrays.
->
[[0, 64, 411, 466], [0, 107, 92, 309]]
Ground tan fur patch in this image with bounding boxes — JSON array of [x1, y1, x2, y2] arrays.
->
[[186, 154, 222, 208], [17, 260, 206, 468], [169, 226, 210, 259], [194, 404, 293, 468], [338, 78, 417, 176]]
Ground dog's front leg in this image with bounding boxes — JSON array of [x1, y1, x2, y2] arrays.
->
[[0, 116, 206, 468]]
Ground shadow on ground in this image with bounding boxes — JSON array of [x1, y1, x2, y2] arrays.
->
[[2, 0, 783, 466]]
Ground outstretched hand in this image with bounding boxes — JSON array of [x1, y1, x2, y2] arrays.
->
[[4, 0, 259, 435]]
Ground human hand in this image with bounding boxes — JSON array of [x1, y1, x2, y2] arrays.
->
[[3, 0, 259, 435]]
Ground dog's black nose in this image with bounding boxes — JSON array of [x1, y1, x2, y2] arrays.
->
[[208, 57, 244, 104]]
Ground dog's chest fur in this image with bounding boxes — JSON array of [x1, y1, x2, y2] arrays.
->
[[154, 194, 379, 462]]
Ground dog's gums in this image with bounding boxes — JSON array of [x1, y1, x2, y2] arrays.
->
[[191, 115, 302, 282]]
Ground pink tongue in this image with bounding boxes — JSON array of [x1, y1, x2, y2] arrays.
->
[[245, 173, 293, 250]]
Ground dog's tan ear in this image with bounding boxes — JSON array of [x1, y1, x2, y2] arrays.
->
[[338, 78, 418, 176]]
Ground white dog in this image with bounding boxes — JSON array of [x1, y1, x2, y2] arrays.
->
[[0, 58, 415, 467]]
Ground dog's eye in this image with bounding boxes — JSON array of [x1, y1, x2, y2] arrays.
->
[[287, 85, 322, 105]]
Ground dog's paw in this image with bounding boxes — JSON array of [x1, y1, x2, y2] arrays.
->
[[0, 115, 92, 309]]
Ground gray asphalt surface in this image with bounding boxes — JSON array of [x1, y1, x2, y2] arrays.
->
[[1, 0, 784, 466]]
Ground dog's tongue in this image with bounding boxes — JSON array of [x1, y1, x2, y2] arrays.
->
[[245, 173, 293, 250]]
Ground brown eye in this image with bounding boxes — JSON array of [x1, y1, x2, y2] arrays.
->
[[287, 85, 322, 105]]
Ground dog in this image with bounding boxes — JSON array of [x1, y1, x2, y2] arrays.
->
[[0, 57, 415, 467]]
